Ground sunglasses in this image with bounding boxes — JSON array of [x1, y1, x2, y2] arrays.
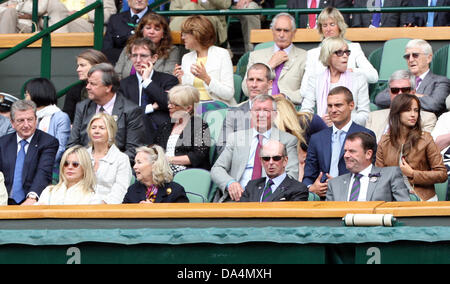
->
[[261, 155, 284, 162], [334, 49, 351, 57], [403, 53, 423, 60], [390, 87, 412, 94], [63, 161, 80, 168]]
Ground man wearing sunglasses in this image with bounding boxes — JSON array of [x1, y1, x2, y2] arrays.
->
[[366, 70, 437, 142], [240, 140, 308, 202], [375, 39, 450, 116]]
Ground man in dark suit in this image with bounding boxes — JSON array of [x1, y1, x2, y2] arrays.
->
[[406, 0, 450, 27], [240, 140, 308, 202], [327, 132, 410, 201], [68, 63, 145, 163], [102, 0, 151, 64], [303, 86, 376, 199], [352, 0, 409, 27], [375, 39, 450, 115], [217, 62, 273, 154], [119, 37, 179, 144], [0, 100, 58, 205], [287, 0, 353, 28]]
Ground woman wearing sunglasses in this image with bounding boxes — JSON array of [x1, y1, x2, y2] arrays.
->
[[86, 113, 132, 204], [376, 94, 447, 201], [300, 36, 370, 127], [123, 144, 189, 204], [36, 146, 99, 205], [300, 7, 378, 102]]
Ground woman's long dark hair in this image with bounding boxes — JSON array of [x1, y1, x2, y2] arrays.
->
[[388, 93, 422, 155]]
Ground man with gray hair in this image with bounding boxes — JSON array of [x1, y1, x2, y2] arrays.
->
[[0, 100, 58, 205], [375, 39, 450, 115], [68, 63, 145, 163], [242, 13, 307, 104], [212, 94, 299, 202], [366, 69, 437, 141]]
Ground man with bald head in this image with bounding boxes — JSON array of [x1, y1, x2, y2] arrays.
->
[[240, 140, 308, 202]]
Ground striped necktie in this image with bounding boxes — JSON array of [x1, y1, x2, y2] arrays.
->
[[261, 179, 274, 202], [349, 173, 363, 201]]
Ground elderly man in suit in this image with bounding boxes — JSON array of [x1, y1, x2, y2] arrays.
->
[[375, 39, 450, 115], [326, 132, 410, 201], [242, 13, 307, 105], [119, 37, 179, 144], [102, 0, 150, 64], [217, 63, 274, 154], [240, 140, 308, 202], [366, 70, 437, 142], [0, 100, 58, 205], [352, 0, 408, 27], [303, 86, 376, 199], [211, 94, 299, 202], [68, 63, 145, 163]]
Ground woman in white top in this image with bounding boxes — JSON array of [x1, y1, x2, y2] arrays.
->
[[86, 113, 132, 204], [0, 172, 7, 206], [300, 7, 378, 101], [37, 145, 98, 205], [173, 15, 235, 113], [300, 36, 370, 126]]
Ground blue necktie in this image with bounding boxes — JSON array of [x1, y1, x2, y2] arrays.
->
[[427, 0, 437, 27], [371, 0, 382, 27], [330, 130, 346, 178], [11, 139, 28, 204]]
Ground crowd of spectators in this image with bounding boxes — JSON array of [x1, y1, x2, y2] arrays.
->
[[0, 1, 449, 206]]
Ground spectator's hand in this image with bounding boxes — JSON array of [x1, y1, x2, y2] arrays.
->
[[152, 102, 159, 110], [309, 172, 330, 198], [235, 0, 250, 9], [191, 62, 211, 85], [173, 64, 184, 83], [400, 157, 414, 178], [321, 114, 333, 127], [228, 182, 244, 201], [142, 61, 154, 81], [268, 50, 289, 70], [21, 198, 37, 206]]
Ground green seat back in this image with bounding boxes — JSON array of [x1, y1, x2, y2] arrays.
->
[[435, 179, 449, 201], [173, 169, 212, 203], [431, 44, 449, 78], [379, 38, 411, 81], [254, 41, 274, 51], [233, 74, 243, 104], [236, 51, 250, 79]]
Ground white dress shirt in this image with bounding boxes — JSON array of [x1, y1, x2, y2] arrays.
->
[[347, 164, 373, 201]]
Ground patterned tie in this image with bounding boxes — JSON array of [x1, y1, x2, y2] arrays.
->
[[252, 134, 263, 180], [371, 0, 382, 27], [272, 61, 284, 95], [415, 76, 422, 90], [131, 14, 139, 25], [427, 0, 437, 27], [11, 139, 28, 204], [349, 173, 363, 201], [99, 106, 105, 113], [261, 179, 274, 202], [308, 0, 317, 29]]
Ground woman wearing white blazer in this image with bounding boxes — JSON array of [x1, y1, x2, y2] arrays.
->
[[173, 15, 235, 113], [300, 37, 370, 127], [300, 7, 378, 101]]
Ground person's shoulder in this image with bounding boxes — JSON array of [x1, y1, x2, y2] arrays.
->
[[34, 129, 59, 145]]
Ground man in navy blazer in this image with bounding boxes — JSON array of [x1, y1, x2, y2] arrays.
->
[[0, 100, 58, 205], [119, 38, 179, 144], [303, 86, 376, 199], [102, 0, 151, 64], [406, 0, 450, 27]]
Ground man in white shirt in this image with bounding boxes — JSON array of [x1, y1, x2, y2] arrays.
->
[[326, 132, 410, 201], [211, 94, 298, 202]]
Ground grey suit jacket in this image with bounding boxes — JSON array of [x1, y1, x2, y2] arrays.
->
[[243, 45, 307, 104], [217, 101, 251, 155], [375, 71, 450, 115], [211, 127, 299, 202], [67, 94, 145, 162], [326, 166, 410, 201]]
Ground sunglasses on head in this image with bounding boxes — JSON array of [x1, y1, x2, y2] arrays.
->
[[403, 53, 422, 60], [390, 87, 412, 94], [261, 155, 284, 162], [63, 161, 80, 168], [334, 49, 351, 57]]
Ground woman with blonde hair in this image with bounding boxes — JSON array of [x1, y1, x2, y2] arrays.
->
[[86, 112, 132, 204], [36, 145, 99, 205], [274, 97, 327, 180], [300, 7, 378, 101], [123, 145, 189, 203]]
